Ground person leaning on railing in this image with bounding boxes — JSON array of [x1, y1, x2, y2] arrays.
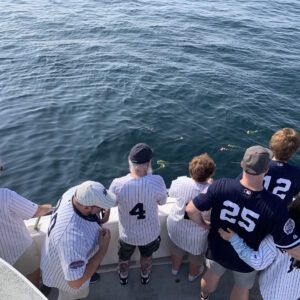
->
[[0, 161, 52, 287]]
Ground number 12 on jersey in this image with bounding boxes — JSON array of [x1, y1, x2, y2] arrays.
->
[[129, 203, 146, 219]]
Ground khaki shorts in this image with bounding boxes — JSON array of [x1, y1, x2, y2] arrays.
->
[[58, 287, 89, 300], [205, 258, 257, 289], [170, 240, 204, 265], [13, 239, 40, 276]]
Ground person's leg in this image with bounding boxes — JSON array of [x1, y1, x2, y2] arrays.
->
[[188, 252, 204, 281], [231, 270, 256, 300], [117, 239, 136, 285], [26, 268, 40, 287], [139, 236, 161, 284], [230, 284, 249, 300], [169, 240, 186, 275], [200, 259, 225, 299]]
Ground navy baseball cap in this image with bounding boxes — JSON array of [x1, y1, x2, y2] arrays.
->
[[129, 143, 153, 164]]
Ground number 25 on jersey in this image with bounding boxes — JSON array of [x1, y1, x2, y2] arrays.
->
[[220, 200, 260, 232]]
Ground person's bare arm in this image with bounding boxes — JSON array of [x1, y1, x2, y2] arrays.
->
[[33, 204, 52, 217], [186, 201, 210, 230], [67, 228, 111, 289], [286, 244, 300, 261]]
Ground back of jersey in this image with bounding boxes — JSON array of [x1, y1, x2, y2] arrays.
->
[[110, 174, 167, 246], [264, 160, 300, 205]]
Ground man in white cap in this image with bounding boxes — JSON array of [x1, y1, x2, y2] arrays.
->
[[41, 180, 116, 300]]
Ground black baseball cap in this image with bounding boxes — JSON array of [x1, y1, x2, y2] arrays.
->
[[242, 145, 272, 175], [129, 143, 153, 164]]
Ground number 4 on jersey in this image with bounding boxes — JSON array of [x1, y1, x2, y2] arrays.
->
[[129, 203, 146, 219]]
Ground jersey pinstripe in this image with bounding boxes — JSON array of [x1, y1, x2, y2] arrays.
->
[[229, 234, 300, 300], [0, 188, 38, 265], [259, 243, 300, 300], [167, 176, 210, 255], [41, 186, 100, 293], [109, 174, 167, 245]]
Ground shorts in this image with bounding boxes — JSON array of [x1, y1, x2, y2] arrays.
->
[[118, 236, 161, 261], [205, 258, 257, 289], [58, 287, 89, 300], [13, 239, 40, 276], [170, 240, 204, 265]]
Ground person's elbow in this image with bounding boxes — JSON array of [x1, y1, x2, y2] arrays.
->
[[186, 200, 196, 217]]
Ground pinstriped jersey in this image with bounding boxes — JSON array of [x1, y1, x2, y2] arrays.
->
[[41, 186, 100, 293], [0, 188, 38, 265], [167, 176, 210, 255], [229, 234, 300, 299], [109, 174, 167, 245], [258, 238, 300, 300]]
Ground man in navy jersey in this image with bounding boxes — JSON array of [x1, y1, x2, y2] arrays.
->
[[264, 128, 300, 205], [237, 128, 300, 205], [186, 145, 300, 300]]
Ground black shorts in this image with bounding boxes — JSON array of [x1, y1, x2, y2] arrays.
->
[[118, 236, 161, 261]]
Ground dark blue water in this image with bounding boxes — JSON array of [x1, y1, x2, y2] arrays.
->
[[1, 0, 299, 204]]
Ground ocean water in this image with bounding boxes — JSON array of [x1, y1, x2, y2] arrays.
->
[[0, 0, 299, 204]]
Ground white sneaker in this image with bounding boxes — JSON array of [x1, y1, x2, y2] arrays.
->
[[171, 268, 179, 276], [188, 265, 205, 282]]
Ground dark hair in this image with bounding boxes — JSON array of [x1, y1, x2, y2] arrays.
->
[[288, 194, 300, 268], [189, 153, 216, 182]]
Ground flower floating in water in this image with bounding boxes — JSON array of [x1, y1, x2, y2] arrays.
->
[[246, 130, 258, 135]]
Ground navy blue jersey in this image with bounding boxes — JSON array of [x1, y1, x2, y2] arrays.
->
[[264, 160, 300, 205], [193, 178, 300, 272], [237, 161, 300, 206]]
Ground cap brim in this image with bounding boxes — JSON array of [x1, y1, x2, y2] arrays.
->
[[101, 190, 117, 209]]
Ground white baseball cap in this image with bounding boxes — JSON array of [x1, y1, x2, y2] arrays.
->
[[75, 181, 116, 209]]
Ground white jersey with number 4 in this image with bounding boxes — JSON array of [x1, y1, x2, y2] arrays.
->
[[0, 188, 38, 265], [41, 186, 100, 293], [109, 174, 167, 245]]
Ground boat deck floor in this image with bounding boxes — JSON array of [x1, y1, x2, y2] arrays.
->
[[48, 260, 262, 300]]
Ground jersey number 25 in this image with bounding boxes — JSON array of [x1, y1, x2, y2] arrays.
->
[[220, 200, 260, 232]]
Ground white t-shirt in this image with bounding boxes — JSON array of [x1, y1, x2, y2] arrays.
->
[[0, 188, 38, 265], [41, 186, 100, 293], [109, 174, 167, 245], [167, 176, 210, 255]]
